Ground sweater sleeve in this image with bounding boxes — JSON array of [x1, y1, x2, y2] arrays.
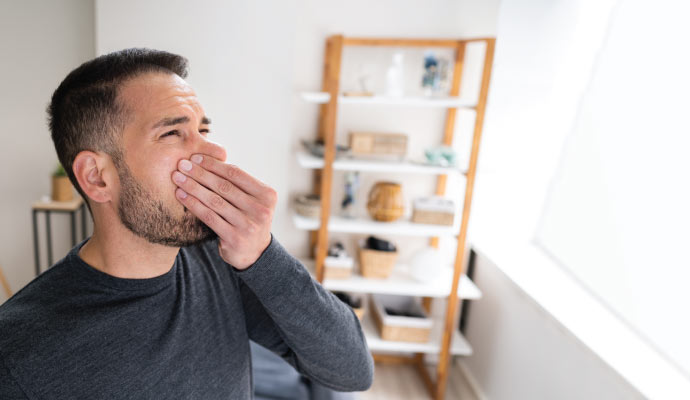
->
[[0, 356, 29, 399], [230, 232, 374, 392]]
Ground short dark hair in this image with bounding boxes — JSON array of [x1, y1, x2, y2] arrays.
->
[[47, 48, 188, 210]]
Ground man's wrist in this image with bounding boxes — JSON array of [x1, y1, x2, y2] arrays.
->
[[232, 232, 273, 273]]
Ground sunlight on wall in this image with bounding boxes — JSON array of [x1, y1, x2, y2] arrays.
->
[[536, 0, 690, 377]]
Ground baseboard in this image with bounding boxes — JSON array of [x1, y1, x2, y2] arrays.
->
[[454, 358, 489, 400]]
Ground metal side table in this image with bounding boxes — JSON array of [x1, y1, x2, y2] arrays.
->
[[32, 197, 88, 276]]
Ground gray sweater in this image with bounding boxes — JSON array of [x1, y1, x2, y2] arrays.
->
[[0, 233, 374, 399]]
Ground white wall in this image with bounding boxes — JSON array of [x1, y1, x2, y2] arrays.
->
[[94, 1, 504, 393], [95, 0, 500, 264], [0, 0, 500, 307], [462, 250, 644, 400], [0, 0, 657, 398], [460, 0, 688, 397], [0, 0, 95, 301], [3, 1, 649, 397], [535, 0, 690, 375]]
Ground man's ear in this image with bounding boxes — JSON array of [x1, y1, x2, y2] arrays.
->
[[72, 151, 116, 204]]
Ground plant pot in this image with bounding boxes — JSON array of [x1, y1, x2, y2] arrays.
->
[[51, 176, 74, 202]]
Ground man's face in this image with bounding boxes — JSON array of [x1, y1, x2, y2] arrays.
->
[[113, 71, 219, 247]]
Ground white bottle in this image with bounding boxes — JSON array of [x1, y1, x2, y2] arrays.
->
[[385, 52, 404, 97]]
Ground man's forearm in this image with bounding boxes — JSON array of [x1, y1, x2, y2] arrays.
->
[[233, 233, 374, 392]]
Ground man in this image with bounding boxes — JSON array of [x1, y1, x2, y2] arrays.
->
[[0, 48, 374, 399]]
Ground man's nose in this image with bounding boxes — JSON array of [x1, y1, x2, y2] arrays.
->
[[191, 135, 227, 163]]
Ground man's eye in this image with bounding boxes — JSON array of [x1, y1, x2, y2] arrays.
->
[[161, 130, 180, 138], [200, 129, 210, 136]]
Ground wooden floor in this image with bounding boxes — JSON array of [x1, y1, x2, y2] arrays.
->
[[358, 359, 479, 400]]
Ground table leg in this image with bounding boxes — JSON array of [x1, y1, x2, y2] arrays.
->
[[33, 210, 40, 277], [81, 203, 87, 240], [45, 211, 53, 266], [71, 210, 77, 247]]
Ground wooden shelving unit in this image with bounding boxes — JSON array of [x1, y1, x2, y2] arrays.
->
[[297, 151, 467, 175], [292, 212, 461, 237], [299, 258, 482, 300], [300, 91, 477, 108], [296, 35, 495, 399]]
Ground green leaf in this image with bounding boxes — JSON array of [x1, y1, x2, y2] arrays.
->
[[53, 163, 67, 177]]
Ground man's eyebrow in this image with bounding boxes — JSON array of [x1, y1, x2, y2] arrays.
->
[[152, 116, 211, 129], [152, 116, 189, 129]]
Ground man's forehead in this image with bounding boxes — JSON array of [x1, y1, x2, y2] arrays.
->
[[119, 72, 203, 122]]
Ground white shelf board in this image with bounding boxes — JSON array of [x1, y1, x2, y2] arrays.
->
[[360, 305, 472, 356], [296, 151, 466, 175], [300, 92, 331, 103], [300, 91, 476, 108], [292, 212, 460, 237], [301, 258, 481, 299]]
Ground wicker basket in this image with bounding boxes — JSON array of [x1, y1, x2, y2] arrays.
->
[[295, 194, 321, 218], [411, 196, 455, 226], [370, 294, 432, 343], [333, 292, 366, 322], [353, 306, 365, 321], [351, 294, 366, 321], [358, 239, 397, 279], [348, 131, 408, 157], [411, 209, 454, 226]]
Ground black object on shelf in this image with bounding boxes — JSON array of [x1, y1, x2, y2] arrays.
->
[[333, 291, 362, 308], [365, 235, 396, 252], [384, 306, 426, 319], [327, 241, 347, 257]]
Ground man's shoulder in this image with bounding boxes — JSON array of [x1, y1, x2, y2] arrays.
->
[[0, 257, 77, 344]]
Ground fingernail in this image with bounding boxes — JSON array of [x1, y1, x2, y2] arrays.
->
[[176, 188, 188, 199], [191, 154, 203, 164], [173, 171, 186, 183], [179, 159, 193, 171]]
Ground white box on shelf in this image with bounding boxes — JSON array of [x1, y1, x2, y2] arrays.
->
[[324, 256, 354, 279], [324, 256, 354, 268]]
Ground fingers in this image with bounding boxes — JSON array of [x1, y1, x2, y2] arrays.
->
[[189, 154, 278, 209], [176, 159, 271, 223], [172, 169, 248, 230], [177, 158, 255, 210], [175, 187, 236, 239]]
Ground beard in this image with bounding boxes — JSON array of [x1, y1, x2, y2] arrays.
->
[[115, 158, 217, 247]]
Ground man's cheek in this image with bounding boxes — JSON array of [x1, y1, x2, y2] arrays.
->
[[151, 154, 181, 188]]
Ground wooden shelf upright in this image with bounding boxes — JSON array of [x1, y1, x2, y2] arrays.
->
[[304, 35, 496, 399]]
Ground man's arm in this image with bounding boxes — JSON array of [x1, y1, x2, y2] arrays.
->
[[231, 233, 374, 392], [0, 356, 30, 399], [172, 154, 373, 390]]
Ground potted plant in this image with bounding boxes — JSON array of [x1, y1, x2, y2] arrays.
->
[[51, 163, 73, 202]]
